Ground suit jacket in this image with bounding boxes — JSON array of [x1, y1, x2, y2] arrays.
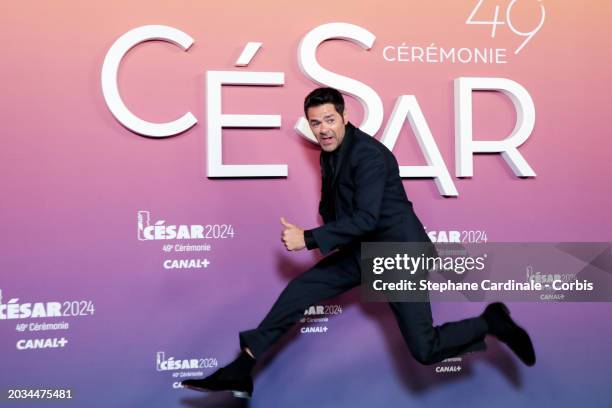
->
[[306, 122, 431, 256]]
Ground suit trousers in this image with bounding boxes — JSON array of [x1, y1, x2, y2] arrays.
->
[[239, 248, 488, 365]]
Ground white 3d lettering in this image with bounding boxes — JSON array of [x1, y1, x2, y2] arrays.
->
[[101, 23, 536, 196]]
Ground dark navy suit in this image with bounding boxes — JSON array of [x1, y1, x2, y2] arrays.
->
[[240, 123, 487, 364]]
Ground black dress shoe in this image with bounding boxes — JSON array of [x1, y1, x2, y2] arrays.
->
[[181, 367, 253, 399], [482, 302, 536, 366]]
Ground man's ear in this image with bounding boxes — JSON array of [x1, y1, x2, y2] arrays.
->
[[342, 110, 348, 124]]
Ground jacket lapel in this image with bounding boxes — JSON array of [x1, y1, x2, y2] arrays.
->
[[331, 122, 355, 188]]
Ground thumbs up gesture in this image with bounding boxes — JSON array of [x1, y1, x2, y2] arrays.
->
[[280, 217, 306, 251]]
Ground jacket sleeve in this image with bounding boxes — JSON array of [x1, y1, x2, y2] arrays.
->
[[304, 229, 318, 250], [308, 146, 388, 255]]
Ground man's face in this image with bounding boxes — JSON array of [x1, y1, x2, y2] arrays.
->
[[306, 103, 348, 152]]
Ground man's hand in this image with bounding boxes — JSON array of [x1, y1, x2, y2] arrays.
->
[[280, 217, 306, 251]]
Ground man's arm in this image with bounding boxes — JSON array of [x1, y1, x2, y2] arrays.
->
[[306, 147, 388, 255]]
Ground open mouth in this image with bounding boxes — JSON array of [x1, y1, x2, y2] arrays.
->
[[320, 136, 333, 145]]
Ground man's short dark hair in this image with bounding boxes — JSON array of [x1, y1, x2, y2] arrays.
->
[[304, 87, 345, 116]]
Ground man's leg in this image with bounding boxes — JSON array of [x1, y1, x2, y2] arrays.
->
[[388, 300, 488, 365], [181, 249, 361, 397], [390, 299, 536, 367], [240, 248, 361, 359]]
